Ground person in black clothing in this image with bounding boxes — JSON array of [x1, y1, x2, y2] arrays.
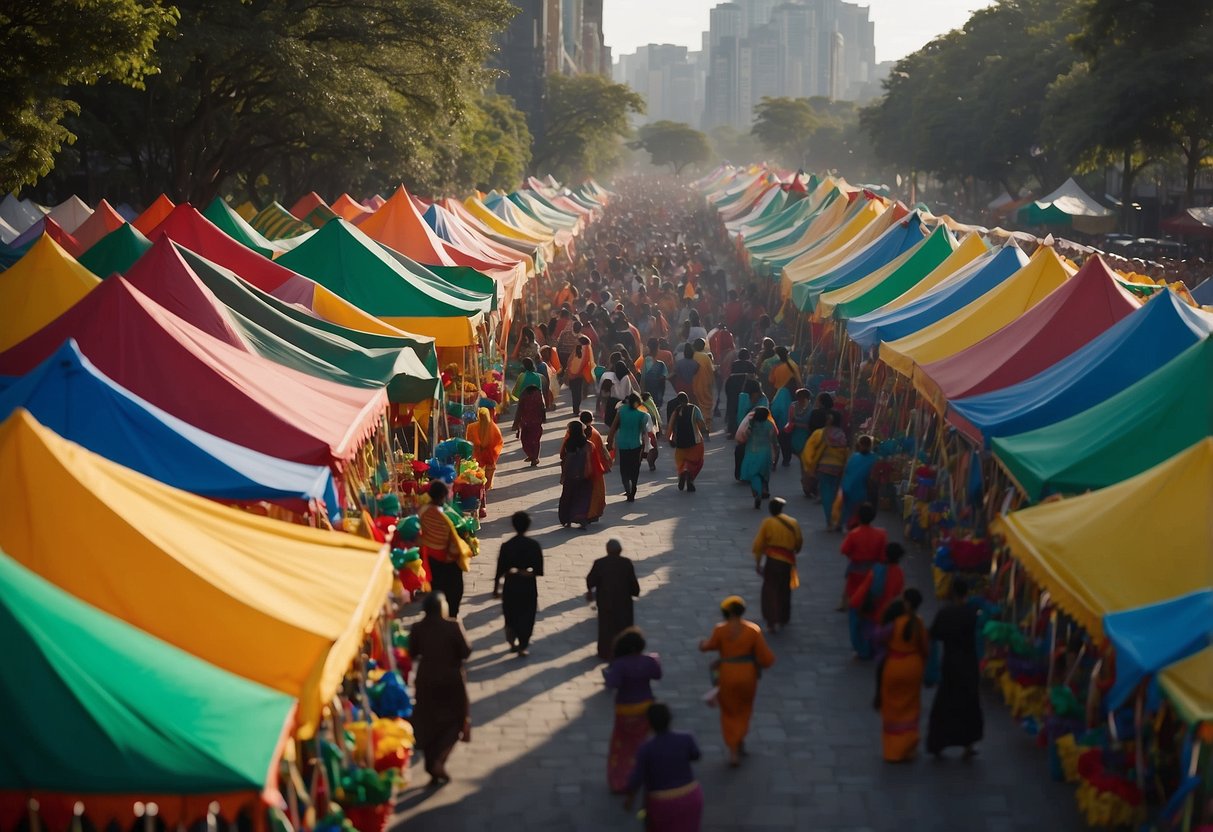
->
[[724, 348, 757, 438], [926, 578, 984, 758], [807, 391, 843, 434], [493, 511, 545, 657], [586, 539, 642, 660]]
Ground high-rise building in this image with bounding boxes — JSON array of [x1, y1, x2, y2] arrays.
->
[[613, 43, 705, 125]]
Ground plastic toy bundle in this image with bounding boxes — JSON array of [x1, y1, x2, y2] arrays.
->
[[367, 670, 413, 721], [426, 459, 457, 483], [390, 546, 427, 598], [435, 438, 474, 463]]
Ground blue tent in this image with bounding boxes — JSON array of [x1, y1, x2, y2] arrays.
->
[[1193, 278, 1213, 306], [846, 244, 1028, 349], [0, 340, 341, 520], [948, 291, 1213, 443], [792, 213, 927, 311], [1104, 590, 1213, 711]]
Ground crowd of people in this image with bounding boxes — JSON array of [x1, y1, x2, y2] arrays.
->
[[402, 179, 988, 829]]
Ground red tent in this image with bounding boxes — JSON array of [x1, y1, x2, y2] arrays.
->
[[0, 276, 386, 471], [915, 255, 1140, 409], [1160, 207, 1213, 240], [73, 199, 127, 251], [131, 194, 176, 236]]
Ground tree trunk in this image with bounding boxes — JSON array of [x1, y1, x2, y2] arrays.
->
[[1120, 147, 1136, 233]]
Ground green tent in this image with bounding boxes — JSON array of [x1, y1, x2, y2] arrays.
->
[[747, 190, 840, 256], [993, 337, 1213, 500], [203, 198, 314, 257], [832, 224, 959, 320], [0, 546, 292, 798], [77, 223, 152, 279], [276, 219, 492, 346], [176, 244, 439, 402], [251, 201, 314, 241]]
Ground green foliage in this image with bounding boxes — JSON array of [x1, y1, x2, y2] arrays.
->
[[750, 98, 819, 168], [0, 0, 176, 192], [533, 74, 645, 181], [708, 125, 763, 165], [42, 0, 518, 203], [634, 121, 712, 175]]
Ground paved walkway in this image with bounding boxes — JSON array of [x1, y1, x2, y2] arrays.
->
[[394, 411, 1082, 831]]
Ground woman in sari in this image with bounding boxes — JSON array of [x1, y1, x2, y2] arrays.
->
[[801, 412, 848, 527], [848, 540, 904, 660], [409, 591, 472, 785], [604, 628, 662, 793], [723, 348, 757, 438], [734, 379, 768, 481], [624, 704, 702, 832], [464, 407, 503, 518], [699, 596, 775, 767], [666, 393, 708, 492], [558, 421, 594, 528], [841, 435, 878, 529], [769, 380, 795, 468], [538, 345, 560, 410], [785, 388, 815, 460], [691, 338, 715, 431], [768, 346, 801, 393], [875, 589, 928, 762], [511, 357, 545, 402], [736, 405, 778, 509], [565, 335, 596, 415], [572, 410, 611, 523], [511, 385, 545, 466]]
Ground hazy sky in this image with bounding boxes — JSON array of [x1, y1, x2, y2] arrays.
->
[[603, 0, 994, 64]]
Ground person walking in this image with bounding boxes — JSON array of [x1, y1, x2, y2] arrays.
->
[[736, 405, 778, 509], [926, 578, 984, 759], [604, 628, 663, 793], [699, 596, 775, 767], [465, 407, 503, 518], [558, 420, 596, 528], [606, 393, 653, 502], [586, 539, 641, 660], [801, 411, 848, 526], [624, 704, 704, 831], [849, 541, 906, 660], [565, 334, 596, 415], [666, 392, 709, 492], [417, 480, 472, 617], [840, 435, 878, 529], [492, 511, 544, 656], [751, 498, 803, 634], [875, 589, 929, 762], [408, 592, 472, 786], [512, 384, 546, 467]]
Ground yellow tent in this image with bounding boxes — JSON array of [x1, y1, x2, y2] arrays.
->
[[991, 438, 1213, 718], [753, 194, 850, 266], [880, 245, 1074, 380], [855, 233, 989, 314], [0, 235, 99, 351], [780, 200, 890, 297], [815, 226, 957, 319], [0, 409, 392, 738]]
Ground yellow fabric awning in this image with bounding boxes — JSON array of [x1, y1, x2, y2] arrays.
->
[[0, 409, 392, 738], [311, 285, 424, 338], [875, 233, 989, 313], [991, 438, 1213, 639], [380, 315, 476, 347], [0, 235, 99, 351]]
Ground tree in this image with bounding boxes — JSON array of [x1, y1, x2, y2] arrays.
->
[[43, 0, 517, 204], [750, 98, 818, 168], [532, 74, 645, 180], [0, 0, 176, 192], [633, 121, 712, 175], [708, 125, 763, 165], [450, 95, 533, 192]]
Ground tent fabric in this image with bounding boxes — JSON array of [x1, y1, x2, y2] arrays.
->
[[0, 215, 17, 245], [881, 246, 1074, 377], [251, 202, 314, 240], [358, 187, 459, 266], [844, 232, 988, 319], [132, 194, 176, 235], [990, 438, 1213, 640], [0, 235, 100, 352], [7, 215, 84, 256], [1018, 178, 1115, 233], [203, 198, 315, 257], [0, 341, 341, 520], [1102, 591, 1213, 717], [1160, 207, 1213, 240], [72, 199, 126, 251], [0, 544, 294, 797], [46, 195, 93, 234], [277, 219, 491, 346], [948, 291, 1213, 443], [0, 194, 44, 234], [331, 193, 374, 222], [820, 222, 959, 319], [993, 336, 1213, 499], [792, 211, 925, 311], [781, 199, 891, 287], [914, 255, 1139, 411], [0, 277, 389, 470], [78, 222, 153, 278], [174, 244, 439, 403], [1194, 278, 1213, 306], [289, 192, 330, 221], [752, 195, 851, 274], [0, 409, 392, 737], [147, 205, 409, 337]]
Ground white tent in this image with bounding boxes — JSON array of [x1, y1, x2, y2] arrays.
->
[[1030, 178, 1114, 218], [47, 195, 94, 234], [0, 194, 45, 234], [0, 215, 18, 245]]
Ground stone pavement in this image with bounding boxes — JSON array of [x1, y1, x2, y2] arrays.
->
[[394, 411, 1083, 831]]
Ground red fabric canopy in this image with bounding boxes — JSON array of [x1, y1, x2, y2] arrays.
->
[[918, 254, 1139, 405], [0, 277, 385, 470], [125, 236, 247, 344]]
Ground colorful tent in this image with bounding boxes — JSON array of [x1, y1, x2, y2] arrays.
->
[[990, 438, 1213, 638], [147, 204, 410, 337], [0, 408, 392, 737], [847, 244, 1028, 349], [77, 222, 152, 278], [131, 193, 175, 235], [1017, 177, 1115, 233], [331, 193, 374, 222], [0, 194, 44, 234], [1195, 278, 1213, 306], [6, 215, 84, 256], [277, 218, 491, 346], [880, 245, 1074, 377], [914, 255, 1139, 410], [0, 234, 99, 352], [0, 546, 294, 822], [948, 290, 1213, 443], [993, 336, 1213, 499], [1160, 206, 1213, 240], [0, 277, 388, 470], [46, 195, 93, 234], [0, 341, 341, 519], [203, 198, 314, 257], [72, 198, 126, 250], [251, 201, 315, 240], [792, 210, 925, 311]]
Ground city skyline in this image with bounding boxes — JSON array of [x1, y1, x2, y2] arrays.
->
[[604, 0, 994, 64]]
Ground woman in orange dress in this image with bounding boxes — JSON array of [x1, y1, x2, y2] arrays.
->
[[465, 407, 503, 518], [875, 588, 929, 762], [699, 596, 775, 767]]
